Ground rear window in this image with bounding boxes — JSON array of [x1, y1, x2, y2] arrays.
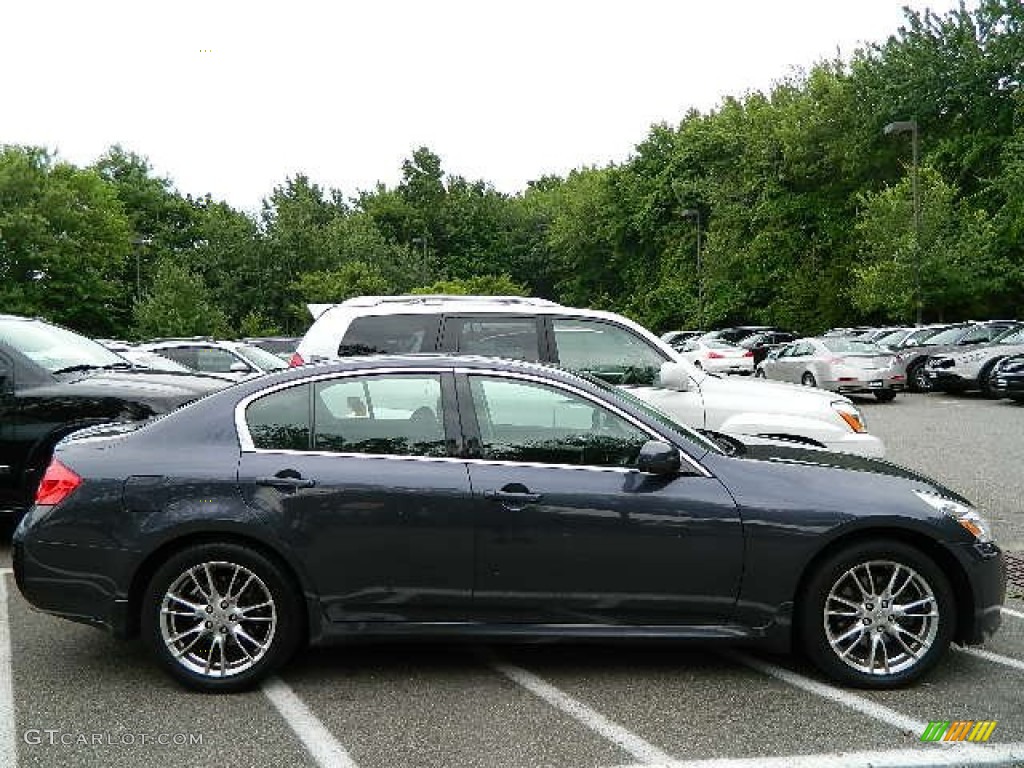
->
[[822, 339, 884, 355], [338, 315, 439, 357]]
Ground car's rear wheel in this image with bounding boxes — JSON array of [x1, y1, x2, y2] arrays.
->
[[799, 540, 954, 688], [801, 372, 817, 387], [874, 390, 897, 402], [142, 543, 302, 692]]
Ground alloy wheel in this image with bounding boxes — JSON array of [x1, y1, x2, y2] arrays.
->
[[159, 561, 278, 679], [823, 560, 939, 677]]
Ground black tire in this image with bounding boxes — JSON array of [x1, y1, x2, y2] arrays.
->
[[142, 542, 303, 692], [798, 539, 954, 689], [978, 358, 1004, 398], [908, 361, 932, 392], [801, 372, 817, 387], [874, 390, 897, 402]]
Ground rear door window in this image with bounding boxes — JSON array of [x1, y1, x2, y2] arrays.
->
[[245, 384, 311, 451], [443, 316, 541, 361], [338, 315, 440, 356], [313, 374, 447, 457]]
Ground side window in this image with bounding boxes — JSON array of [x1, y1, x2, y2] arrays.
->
[[552, 318, 667, 386], [245, 384, 311, 451], [195, 347, 244, 373], [469, 376, 649, 468], [338, 315, 439, 356], [445, 317, 540, 361], [313, 375, 446, 457], [792, 343, 813, 357], [157, 347, 198, 369]]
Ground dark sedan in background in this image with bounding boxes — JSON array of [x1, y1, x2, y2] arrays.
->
[[14, 356, 1004, 692], [0, 315, 228, 519]]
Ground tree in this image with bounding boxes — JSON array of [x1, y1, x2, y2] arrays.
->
[[410, 274, 529, 296], [852, 167, 1004, 321], [133, 259, 231, 338], [289, 262, 390, 323], [0, 146, 131, 335]]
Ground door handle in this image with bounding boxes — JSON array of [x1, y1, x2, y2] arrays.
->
[[483, 489, 542, 504], [256, 475, 316, 489]]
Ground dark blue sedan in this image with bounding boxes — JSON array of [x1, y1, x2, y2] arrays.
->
[[13, 355, 1005, 692]]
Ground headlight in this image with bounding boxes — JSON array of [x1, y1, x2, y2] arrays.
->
[[832, 401, 866, 433], [913, 490, 994, 542]]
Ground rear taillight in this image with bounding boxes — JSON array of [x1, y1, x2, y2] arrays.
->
[[288, 352, 305, 368], [35, 459, 82, 506], [707, 351, 724, 359], [742, 350, 753, 357]]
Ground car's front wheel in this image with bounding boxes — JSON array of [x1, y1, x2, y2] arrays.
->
[[799, 540, 954, 688], [874, 390, 897, 402], [142, 543, 302, 692]]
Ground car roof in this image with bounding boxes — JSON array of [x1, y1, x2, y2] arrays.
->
[[308, 295, 562, 320]]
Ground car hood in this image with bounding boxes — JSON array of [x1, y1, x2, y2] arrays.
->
[[722, 435, 966, 503], [42, 369, 229, 408], [699, 371, 847, 407]]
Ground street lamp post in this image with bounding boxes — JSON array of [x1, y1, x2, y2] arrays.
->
[[131, 236, 152, 301], [883, 119, 922, 324], [411, 236, 428, 279], [680, 209, 702, 325]]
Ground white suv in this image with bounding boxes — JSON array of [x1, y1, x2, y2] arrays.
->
[[295, 296, 884, 456]]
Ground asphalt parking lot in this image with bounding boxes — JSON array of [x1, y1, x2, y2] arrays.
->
[[0, 391, 1022, 768]]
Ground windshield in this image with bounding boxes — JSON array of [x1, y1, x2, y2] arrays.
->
[[873, 328, 910, 346], [0, 318, 128, 373], [920, 326, 968, 346], [238, 344, 289, 370], [572, 368, 724, 456], [997, 328, 1024, 345], [822, 339, 885, 355]]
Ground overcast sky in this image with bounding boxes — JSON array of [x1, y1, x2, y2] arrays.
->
[[4, 0, 967, 213]]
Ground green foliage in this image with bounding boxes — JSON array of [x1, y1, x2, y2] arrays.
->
[[410, 274, 529, 296], [289, 262, 390, 321], [0, 146, 131, 335], [133, 259, 231, 338], [237, 310, 281, 338]]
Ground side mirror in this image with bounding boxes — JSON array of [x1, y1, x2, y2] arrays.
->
[[229, 361, 253, 373], [658, 361, 693, 391], [637, 440, 681, 475]]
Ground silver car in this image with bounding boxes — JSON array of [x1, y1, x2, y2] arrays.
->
[[756, 337, 906, 402], [925, 325, 1024, 395]]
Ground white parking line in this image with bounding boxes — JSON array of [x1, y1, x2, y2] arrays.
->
[[1000, 606, 1024, 620], [0, 574, 17, 768], [955, 646, 1024, 673], [483, 652, 674, 765], [725, 652, 926, 735], [611, 741, 1024, 768], [261, 676, 358, 768]]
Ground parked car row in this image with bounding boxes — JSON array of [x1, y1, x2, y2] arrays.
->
[[825, 320, 1024, 398]]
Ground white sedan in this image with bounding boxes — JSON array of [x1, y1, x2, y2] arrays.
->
[[679, 339, 755, 375]]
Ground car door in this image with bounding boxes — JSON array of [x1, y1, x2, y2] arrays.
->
[[459, 372, 742, 626], [236, 370, 476, 623]]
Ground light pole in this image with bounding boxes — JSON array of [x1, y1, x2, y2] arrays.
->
[[131, 236, 152, 301], [411, 236, 428, 280], [883, 119, 922, 324], [680, 209, 702, 325]]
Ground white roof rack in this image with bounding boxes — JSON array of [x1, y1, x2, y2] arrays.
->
[[342, 295, 561, 308]]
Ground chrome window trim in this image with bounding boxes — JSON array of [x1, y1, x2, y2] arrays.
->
[[234, 365, 710, 477]]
